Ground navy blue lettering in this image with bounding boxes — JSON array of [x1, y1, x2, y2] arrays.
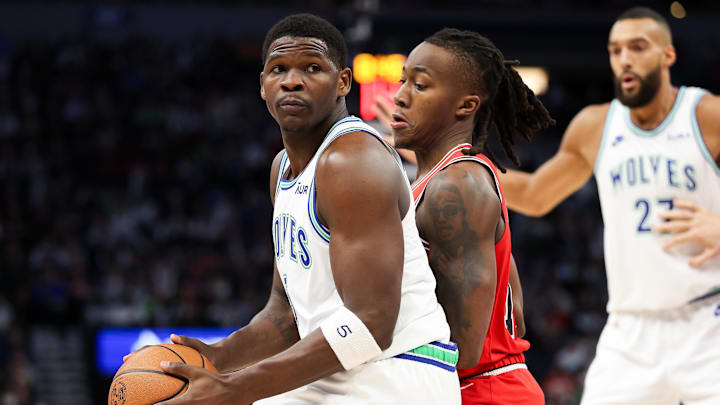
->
[[650, 155, 661, 176], [627, 158, 637, 186], [337, 325, 352, 337], [639, 156, 650, 184], [667, 159, 679, 188], [289, 218, 297, 261], [298, 228, 311, 268], [273, 218, 281, 258], [610, 166, 622, 189], [685, 166, 697, 191]]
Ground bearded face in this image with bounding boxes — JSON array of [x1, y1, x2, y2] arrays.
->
[[613, 65, 662, 108]]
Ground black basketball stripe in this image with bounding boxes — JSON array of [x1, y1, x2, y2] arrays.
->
[[157, 345, 187, 364], [113, 369, 188, 382], [158, 379, 188, 403]]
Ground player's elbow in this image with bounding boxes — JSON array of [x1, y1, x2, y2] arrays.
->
[[511, 198, 554, 217], [358, 309, 397, 351]]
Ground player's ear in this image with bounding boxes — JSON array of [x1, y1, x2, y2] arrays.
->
[[662, 44, 676, 68], [338, 67, 352, 98], [260, 72, 266, 100], [456, 95, 481, 119]]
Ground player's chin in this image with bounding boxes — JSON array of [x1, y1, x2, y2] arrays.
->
[[391, 129, 414, 150], [278, 113, 311, 131]]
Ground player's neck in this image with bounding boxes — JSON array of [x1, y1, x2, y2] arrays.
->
[[414, 127, 472, 181], [628, 83, 678, 131], [281, 107, 348, 179]]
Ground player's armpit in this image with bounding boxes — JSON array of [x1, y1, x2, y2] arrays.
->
[[315, 132, 407, 350], [419, 164, 499, 369], [499, 103, 608, 217]]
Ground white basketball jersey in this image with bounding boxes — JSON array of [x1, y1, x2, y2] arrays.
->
[[594, 86, 720, 312], [271, 116, 451, 359]]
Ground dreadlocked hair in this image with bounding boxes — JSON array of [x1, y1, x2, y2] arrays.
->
[[425, 28, 555, 171]]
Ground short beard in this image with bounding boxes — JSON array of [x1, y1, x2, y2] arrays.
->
[[613, 66, 661, 108]]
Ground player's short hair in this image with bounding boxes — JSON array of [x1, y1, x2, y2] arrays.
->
[[617, 7, 672, 40], [262, 13, 348, 70]]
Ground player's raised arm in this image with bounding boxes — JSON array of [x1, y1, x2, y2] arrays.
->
[[420, 162, 499, 368], [500, 104, 609, 217]]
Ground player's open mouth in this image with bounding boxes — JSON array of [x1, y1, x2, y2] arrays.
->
[[621, 73, 639, 90], [390, 112, 409, 130]]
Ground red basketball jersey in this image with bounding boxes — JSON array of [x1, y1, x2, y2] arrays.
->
[[411, 143, 530, 377]]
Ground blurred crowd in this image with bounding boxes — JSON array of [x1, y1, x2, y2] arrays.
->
[[0, 36, 609, 404]]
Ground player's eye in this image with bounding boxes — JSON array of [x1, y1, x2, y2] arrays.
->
[[415, 83, 427, 90], [271, 65, 285, 73], [308, 64, 321, 72]]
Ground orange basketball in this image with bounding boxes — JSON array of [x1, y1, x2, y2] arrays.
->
[[108, 344, 218, 405]]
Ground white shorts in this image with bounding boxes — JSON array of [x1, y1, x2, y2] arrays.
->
[[255, 343, 461, 405], [581, 295, 720, 405]]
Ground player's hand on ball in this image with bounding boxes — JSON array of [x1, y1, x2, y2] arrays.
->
[[169, 334, 223, 371], [653, 199, 720, 267], [156, 361, 241, 405]]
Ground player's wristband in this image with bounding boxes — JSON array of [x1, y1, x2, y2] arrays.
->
[[320, 306, 383, 370]]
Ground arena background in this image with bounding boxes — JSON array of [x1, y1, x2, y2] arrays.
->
[[0, 1, 718, 404]]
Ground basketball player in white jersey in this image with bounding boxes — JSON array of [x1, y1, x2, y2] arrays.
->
[[499, 7, 720, 405], [143, 14, 460, 405]]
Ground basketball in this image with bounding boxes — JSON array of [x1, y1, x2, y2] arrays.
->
[[108, 344, 218, 405]]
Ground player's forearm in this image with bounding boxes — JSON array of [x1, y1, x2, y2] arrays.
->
[[433, 259, 495, 369], [226, 328, 344, 402], [212, 301, 299, 372], [499, 170, 547, 216]]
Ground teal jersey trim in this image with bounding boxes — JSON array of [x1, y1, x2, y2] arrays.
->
[[278, 116, 362, 189], [275, 151, 288, 195], [594, 101, 617, 174], [690, 89, 720, 176], [623, 86, 686, 137], [308, 178, 330, 244]]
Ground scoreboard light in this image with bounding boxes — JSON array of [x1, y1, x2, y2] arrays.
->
[[353, 53, 406, 120], [515, 66, 549, 96]]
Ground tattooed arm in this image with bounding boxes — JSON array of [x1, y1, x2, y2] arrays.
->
[[416, 162, 500, 369]]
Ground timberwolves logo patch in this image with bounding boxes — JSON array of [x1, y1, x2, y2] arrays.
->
[[109, 379, 127, 405]]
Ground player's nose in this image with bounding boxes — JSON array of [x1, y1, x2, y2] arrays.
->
[[618, 47, 633, 68], [393, 85, 408, 108], [280, 69, 304, 92]]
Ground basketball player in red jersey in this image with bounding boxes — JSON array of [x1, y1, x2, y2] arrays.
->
[[388, 28, 554, 404]]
